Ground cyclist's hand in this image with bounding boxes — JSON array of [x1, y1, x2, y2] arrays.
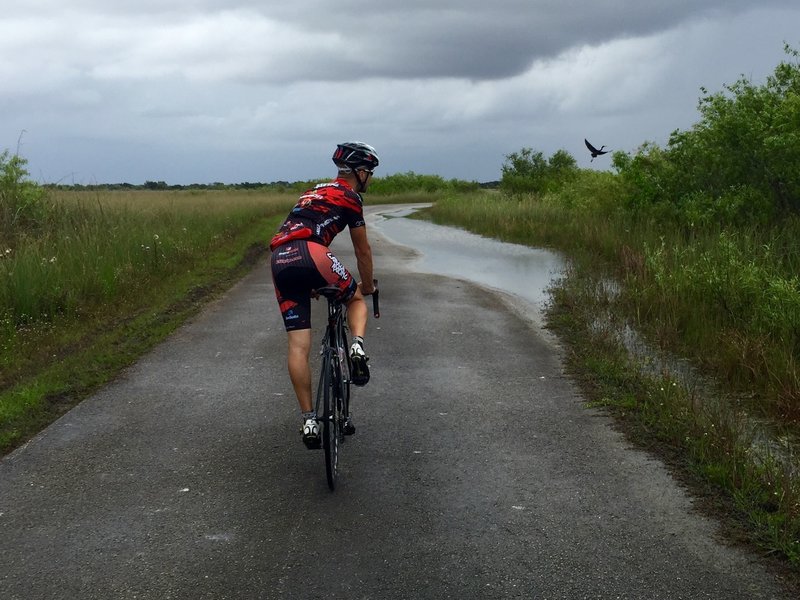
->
[[359, 281, 376, 296]]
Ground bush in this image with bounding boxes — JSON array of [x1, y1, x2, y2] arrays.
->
[[369, 171, 479, 195], [543, 169, 625, 211], [500, 148, 578, 196], [0, 151, 48, 240], [613, 43, 800, 224]]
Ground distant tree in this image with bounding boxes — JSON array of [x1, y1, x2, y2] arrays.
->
[[368, 171, 478, 194], [500, 148, 577, 195]]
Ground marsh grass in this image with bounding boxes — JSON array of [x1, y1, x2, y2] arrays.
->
[[0, 189, 295, 450], [1, 190, 295, 325], [424, 187, 800, 567]]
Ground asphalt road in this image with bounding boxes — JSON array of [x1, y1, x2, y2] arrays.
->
[[0, 208, 796, 599]]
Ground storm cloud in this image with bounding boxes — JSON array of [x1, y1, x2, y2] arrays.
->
[[2, 1, 799, 183]]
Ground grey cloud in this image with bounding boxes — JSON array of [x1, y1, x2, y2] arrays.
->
[[263, 0, 799, 80], [11, 1, 798, 85], [4, 1, 800, 185]]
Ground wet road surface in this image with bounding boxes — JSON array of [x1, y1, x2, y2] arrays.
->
[[0, 207, 796, 599]]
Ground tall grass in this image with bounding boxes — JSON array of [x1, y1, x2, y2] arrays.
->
[[0, 189, 296, 384], [1, 190, 294, 324], [626, 223, 800, 421]]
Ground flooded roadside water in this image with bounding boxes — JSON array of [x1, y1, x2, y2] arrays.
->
[[367, 204, 567, 330], [367, 204, 799, 472]]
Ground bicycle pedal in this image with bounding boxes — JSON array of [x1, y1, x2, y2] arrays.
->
[[303, 435, 321, 450], [350, 356, 370, 386]]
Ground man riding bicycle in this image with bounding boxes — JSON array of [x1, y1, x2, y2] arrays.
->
[[269, 142, 379, 448]]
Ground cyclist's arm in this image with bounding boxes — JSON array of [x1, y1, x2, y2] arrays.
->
[[349, 225, 375, 295]]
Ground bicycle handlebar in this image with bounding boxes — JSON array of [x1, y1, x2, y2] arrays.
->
[[370, 279, 380, 319]]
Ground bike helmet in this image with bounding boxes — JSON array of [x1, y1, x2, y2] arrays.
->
[[332, 141, 380, 171]]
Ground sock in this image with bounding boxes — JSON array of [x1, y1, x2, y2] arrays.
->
[[352, 336, 364, 347], [301, 410, 317, 421]]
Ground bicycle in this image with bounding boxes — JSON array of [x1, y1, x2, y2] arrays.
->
[[313, 280, 380, 490]]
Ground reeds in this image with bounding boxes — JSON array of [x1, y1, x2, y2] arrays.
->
[[0, 189, 295, 378], [1, 190, 294, 325]]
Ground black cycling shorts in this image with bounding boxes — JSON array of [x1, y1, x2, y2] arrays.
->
[[270, 240, 357, 331]]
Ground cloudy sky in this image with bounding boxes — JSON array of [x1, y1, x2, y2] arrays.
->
[[2, 1, 799, 185]]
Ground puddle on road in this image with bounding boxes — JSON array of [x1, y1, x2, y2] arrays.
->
[[367, 205, 566, 329], [370, 206, 800, 472], [367, 205, 799, 469]]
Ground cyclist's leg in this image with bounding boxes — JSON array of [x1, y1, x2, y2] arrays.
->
[[345, 289, 367, 339], [308, 244, 358, 302], [271, 241, 325, 420], [344, 291, 370, 385], [307, 245, 370, 385], [287, 329, 313, 412], [308, 244, 361, 338]]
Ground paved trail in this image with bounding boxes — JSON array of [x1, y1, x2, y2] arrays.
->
[[0, 209, 795, 599]]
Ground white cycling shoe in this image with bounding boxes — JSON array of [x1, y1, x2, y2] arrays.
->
[[302, 418, 321, 449], [349, 340, 370, 386]]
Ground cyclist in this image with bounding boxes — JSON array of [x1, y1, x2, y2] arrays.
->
[[269, 141, 379, 448]]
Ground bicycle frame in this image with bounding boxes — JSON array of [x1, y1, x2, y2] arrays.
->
[[314, 291, 351, 490], [313, 281, 379, 490]]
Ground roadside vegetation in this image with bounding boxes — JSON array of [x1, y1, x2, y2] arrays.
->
[[0, 156, 454, 453], [423, 44, 800, 568]]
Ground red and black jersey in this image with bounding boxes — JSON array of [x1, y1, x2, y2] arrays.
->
[[269, 178, 365, 251]]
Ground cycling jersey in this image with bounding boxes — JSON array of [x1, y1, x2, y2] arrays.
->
[[269, 178, 365, 250], [269, 178, 365, 331]]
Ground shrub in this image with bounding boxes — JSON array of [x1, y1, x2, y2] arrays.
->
[[0, 151, 48, 240], [369, 171, 479, 195], [613, 43, 800, 224], [500, 148, 578, 196]]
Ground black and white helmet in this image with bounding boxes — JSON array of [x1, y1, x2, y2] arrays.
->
[[332, 141, 380, 171]]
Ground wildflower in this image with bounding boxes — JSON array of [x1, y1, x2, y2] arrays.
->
[[154, 234, 160, 240], [49, 257, 56, 263]]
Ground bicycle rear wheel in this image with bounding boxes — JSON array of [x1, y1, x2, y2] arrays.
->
[[322, 352, 342, 490]]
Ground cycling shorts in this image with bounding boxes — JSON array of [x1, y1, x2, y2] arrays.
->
[[270, 240, 357, 331]]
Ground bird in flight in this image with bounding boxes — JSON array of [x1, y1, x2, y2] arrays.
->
[[585, 139, 609, 161]]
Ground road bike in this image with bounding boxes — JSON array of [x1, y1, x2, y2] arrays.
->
[[314, 281, 380, 490]]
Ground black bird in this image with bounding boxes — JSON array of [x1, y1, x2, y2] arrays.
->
[[585, 139, 609, 161]]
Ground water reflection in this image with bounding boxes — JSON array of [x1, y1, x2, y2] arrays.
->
[[366, 206, 799, 471], [368, 204, 566, 326]]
